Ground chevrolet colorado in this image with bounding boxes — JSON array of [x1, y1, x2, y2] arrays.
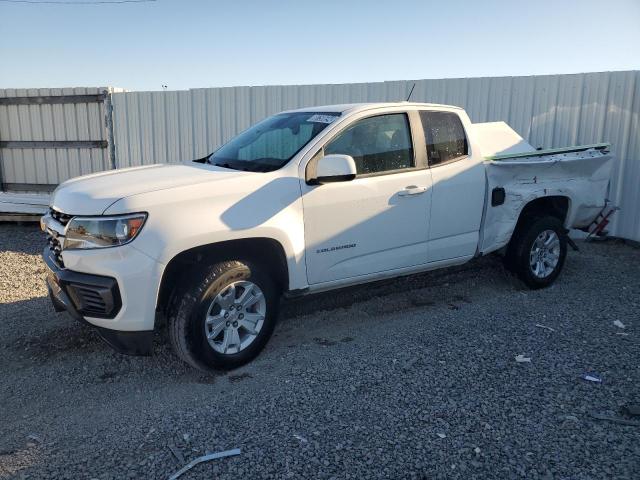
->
[[41, 102, 614, 370]]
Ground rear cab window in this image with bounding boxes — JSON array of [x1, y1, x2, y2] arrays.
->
[[419, 111, 468, 166]]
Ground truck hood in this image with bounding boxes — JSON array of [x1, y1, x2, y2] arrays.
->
[[51, 163, 248, 215]]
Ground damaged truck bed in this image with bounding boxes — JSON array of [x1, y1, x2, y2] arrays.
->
[[475, 122, 614, 255]]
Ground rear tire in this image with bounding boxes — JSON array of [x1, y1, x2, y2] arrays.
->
[[506, 216, 567, 289], [168, 260, 279, 371]]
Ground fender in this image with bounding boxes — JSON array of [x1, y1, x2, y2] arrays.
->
[[103, 171, 309, 291]]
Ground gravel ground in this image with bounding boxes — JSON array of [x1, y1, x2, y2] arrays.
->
[[1, 223, 639, 480]]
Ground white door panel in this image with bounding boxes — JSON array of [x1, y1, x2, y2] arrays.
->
[[428, 231, 479, 262], [428, 156, 485, 261], [302, 170, 432, 284]]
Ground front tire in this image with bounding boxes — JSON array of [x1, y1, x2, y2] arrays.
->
[[168, 260, 280, 370], [506, 216, 567, 289]]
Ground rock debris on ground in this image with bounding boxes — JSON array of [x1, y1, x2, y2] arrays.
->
[[1, 224, 639, 479]]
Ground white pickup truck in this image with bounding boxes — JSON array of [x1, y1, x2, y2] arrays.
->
[[41, 102, 614, 370]]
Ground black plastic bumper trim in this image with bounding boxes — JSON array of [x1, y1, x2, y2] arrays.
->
[[43, 247, 122, 319], [95, 327, 153, 356]]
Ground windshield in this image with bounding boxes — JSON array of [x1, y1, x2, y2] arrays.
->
[[207, 112, 340, 172]]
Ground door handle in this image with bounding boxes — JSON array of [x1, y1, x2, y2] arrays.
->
[[398, 185, 428, 196]]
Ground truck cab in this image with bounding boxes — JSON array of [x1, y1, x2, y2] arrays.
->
[[299, 104, 485, 285]]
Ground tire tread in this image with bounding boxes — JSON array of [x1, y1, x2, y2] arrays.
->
[[507, 215, 567, 289], [167, 260, 277, 371]]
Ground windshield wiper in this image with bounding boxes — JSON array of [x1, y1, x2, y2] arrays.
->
[[210, 161, 241, 171], [209, 157, 282, 173]]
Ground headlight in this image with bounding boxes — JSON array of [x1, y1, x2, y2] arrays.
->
[[64, 213, 147, 250]]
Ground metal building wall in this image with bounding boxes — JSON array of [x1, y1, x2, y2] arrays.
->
[[111, 71, 639, 240], [0, 87, 112, 191]]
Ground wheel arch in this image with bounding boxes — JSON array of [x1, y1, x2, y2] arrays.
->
[[156, 237, 289, 319], [514, 195, 571, 234]]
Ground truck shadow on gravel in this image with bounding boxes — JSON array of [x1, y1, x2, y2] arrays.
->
[[3, 316, 106, 365], [1, 253, 517, 373], [0, 225, 520, 376], [279, 253, 513, 320], [0, 294, 111, 370], [21, 325, 103, 357]]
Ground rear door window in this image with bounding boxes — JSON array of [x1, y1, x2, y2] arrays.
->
[[419, 111, 468, 166]]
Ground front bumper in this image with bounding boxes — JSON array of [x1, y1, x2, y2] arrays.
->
[[43, 248, 153, 355], [44, 247, 122, 319]]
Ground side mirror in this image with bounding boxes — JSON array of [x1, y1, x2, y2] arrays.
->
[[314, 154, 357, 184]]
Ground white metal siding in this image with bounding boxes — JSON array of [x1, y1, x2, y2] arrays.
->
[[0, 87, 111, 188], [111, 71, 639, 240]]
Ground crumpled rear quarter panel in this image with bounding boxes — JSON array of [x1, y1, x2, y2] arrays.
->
[[481, 151, 614, 254]]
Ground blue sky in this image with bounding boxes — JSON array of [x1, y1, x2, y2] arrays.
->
[[0, 0, 638, 91]]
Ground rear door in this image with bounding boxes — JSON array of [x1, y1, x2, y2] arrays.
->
[[300, 110, 433, 284], [419, 110, 485, 262]]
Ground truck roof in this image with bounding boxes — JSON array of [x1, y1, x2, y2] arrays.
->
[[282, 102, 463, 115]]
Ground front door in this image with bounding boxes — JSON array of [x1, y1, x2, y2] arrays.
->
[[301, 112, 433, 285]]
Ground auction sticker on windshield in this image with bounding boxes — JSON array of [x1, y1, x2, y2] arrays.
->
[[307, 114, 339, 124]]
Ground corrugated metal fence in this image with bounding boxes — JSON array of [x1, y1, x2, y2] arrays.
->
[[0, 87, 114, 191], [1, 72, 638, 240], [110, 71, 639, 241]]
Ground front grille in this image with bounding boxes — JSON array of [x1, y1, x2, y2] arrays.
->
[[46, 208, 72, 268], [47, 234, 65, 267], [49, 208, 72, 226]]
